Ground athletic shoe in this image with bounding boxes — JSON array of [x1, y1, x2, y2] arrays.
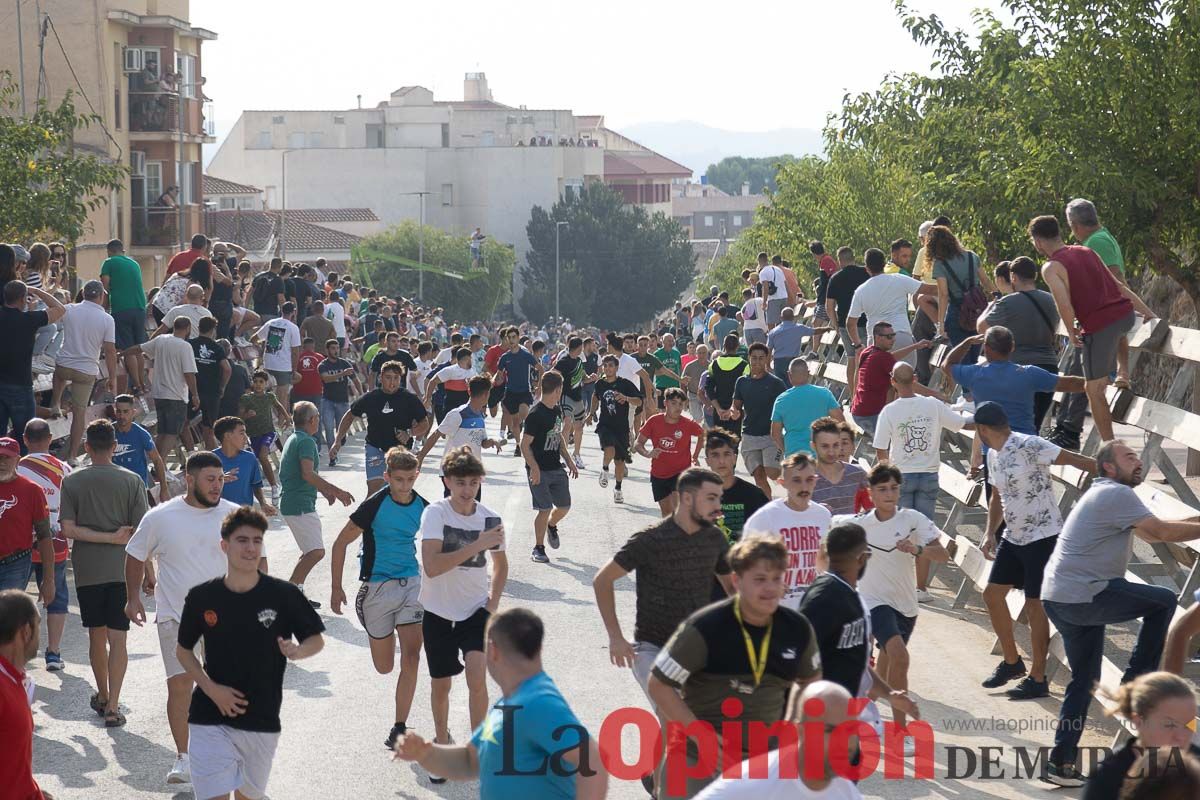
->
[[45, 651, 63, 672], [513, 444, 522, 458], [599, 470, 609, 488], [1005, 676, 1050, 700], [531, 545, 550, 563], [547, 525, 560, 550], [1047, 427, 1082, 451], [328, 457, 337, 468], [915, 589, 934, 604], [384, 721, 406, 751], [981, 657, 1027, 689], [297, 584, 321, 609], [574, 454, 585, 470], [166, 753, 191, 785], [1041, 762, 1085, 787], [614, 489, 624, 504]]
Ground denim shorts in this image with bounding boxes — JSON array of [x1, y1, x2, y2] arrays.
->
[[365, 443, 387, 481], [33, 561, 69, 614]]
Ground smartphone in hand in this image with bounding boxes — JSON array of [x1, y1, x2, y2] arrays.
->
[[484, 516, 503, 550]]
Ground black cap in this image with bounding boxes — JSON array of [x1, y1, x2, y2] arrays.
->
[[973, 401, 1009, 427]]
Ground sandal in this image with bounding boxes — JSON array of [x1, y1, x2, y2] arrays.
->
[[89, 693, 107, 716], [103, 709, 126, 728], [1114, 376, 1131, 390]]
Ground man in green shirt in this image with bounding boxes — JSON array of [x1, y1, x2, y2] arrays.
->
[[279, 401, 354, 606], [653, 333, 683, 403], [635, 334, 679, 413], [99, 238, 149, 394]]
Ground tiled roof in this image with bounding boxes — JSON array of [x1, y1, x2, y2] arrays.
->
[[604, 150, 693, 179], [672, 195, 769, 214], [275, 208, 379, 223], [206, 210, 360, 253], [203, 174, 261, 195]]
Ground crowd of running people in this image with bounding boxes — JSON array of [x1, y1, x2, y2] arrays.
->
[[4, 196, 1200, 799]]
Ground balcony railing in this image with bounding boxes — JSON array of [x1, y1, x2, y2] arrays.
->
[[132, 207, 179, 247], [129, 92, 208, 135]]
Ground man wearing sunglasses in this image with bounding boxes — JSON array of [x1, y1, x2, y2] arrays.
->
[[848, 322, 932, 441], [833, 463, 946, 756]]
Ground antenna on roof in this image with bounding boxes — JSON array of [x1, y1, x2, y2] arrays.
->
[[357, 94, 362, 109]]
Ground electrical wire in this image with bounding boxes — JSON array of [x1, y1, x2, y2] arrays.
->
[[44, 13, 122, 160]]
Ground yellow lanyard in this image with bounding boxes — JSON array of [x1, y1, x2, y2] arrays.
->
[[733, 597, 772, 687]]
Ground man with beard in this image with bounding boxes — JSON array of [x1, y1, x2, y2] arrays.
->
[[1040, 441, 1200, 787], [124, 451, 239, 786]]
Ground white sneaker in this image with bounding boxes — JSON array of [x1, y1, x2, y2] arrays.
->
[[916, 589, 934, 604], [574, 454, 585, 470], [614, 489, 624, 504], [598, 470, 609, 488], [166, 753, 190, 784]]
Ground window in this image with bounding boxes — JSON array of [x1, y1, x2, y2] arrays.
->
[[365, 124, 385, 148], [441, 123, 450, 147], [236, 195, 257, 210], [130, 151, 146, 175], [219, 197, 235, 210], [288, 131, 307, 149], [704, 215, 714, 227], [177, 162, 196, 205], [733, 215, 743, 226], [145, 162, 163, 203], [333, 114, 345, 125], [255, 130, 271, 149], [176, 53, 197, 98], [441, 184, 453, 206], [272, 114, 286, 125], [265, 186, 277, 208], [308, 132, 323, 148]]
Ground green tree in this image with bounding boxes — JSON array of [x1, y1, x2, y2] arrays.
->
[[353, 220, 512, 321], [704, 155, 797, 195], [0, 73, 127, 243], [522, 183, 695, 329]]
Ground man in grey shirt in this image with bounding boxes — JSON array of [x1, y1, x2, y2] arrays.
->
[[766, 307, 824, 384], [1039, 440, 1200, 787], [681, 344, 710, 424]]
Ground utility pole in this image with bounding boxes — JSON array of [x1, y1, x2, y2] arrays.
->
[[419, 192, 425, 301], [16, 0, 26, 116], [280, 149, 295, 259], [555, 221, 568, 327]]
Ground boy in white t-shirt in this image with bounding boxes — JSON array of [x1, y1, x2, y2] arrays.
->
[[743, 452, 832, 610], [416, 446, 507, 783], [833, 463, 948, 749]]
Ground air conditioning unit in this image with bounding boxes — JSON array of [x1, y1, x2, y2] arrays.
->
[[122, 47, 143, 73], [130, 151, 146, 175]]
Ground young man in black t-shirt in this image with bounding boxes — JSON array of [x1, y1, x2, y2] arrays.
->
[[552, 337, 588, 470], [176, 507, 324, 800], [798, 522, 919, 726], [587, 354, 642, 505], [522, 371, 578, 564], [369, 332, 418, 389], [192, 316, 231, 450], [329, 362, 429, 495], [317, 338, 359, 467], [703, 428, 769, 601]]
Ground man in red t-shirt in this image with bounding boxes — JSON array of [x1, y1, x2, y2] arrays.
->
[[0, 437, 53, 602], [290, 338, 326, 440], [483, 328, 510, 430], [0, 590, 49, 800], [850, 322, 932, 442], [19, 422, 70, 672], [635, 388, 705, 516], [165, 233, 208, 277]]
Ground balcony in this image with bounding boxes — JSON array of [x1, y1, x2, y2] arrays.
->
[[129, 92, 211, 140], [132, 207, 179, 247]]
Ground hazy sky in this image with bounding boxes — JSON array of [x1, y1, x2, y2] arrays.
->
[[195, 0, 1002, 142]]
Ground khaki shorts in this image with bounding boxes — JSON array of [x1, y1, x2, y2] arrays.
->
[[158, 618, 202, 679], [283, 512, 324, 554], [356, 577, 424, 638], [53, 365, 98, 408]]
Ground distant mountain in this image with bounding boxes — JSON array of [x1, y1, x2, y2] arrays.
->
[[618, 121, 825, 179]]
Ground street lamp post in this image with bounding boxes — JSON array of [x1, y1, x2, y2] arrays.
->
[[555, 221, 568, 327], [280, 149, 296, 259]]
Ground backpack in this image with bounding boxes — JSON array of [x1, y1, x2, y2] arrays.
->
[[252, 272, 272, 307], [942, 252, 988, 331], [759, 267, 778, 298]]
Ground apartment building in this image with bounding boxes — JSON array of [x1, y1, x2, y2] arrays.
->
[[1, 0, 216, 282]]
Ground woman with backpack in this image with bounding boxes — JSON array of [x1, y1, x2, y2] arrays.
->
[[925, 225, 995, 364]]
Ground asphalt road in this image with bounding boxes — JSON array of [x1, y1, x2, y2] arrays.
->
[[29, 420, 1108, 799]]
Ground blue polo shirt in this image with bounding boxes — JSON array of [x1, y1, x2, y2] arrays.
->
[[471, 671, 587, 799], [215, 448, 263, 506], [952, 360, 1058, 440], [771, 384, 841, 455], [113, 423, 155, 485]]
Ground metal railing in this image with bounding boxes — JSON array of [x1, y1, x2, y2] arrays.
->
[[131, 206, 179, 247], [129, 92, 206, 135]]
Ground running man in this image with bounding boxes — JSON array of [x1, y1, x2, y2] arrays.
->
[[418, 447, 508, 784], [635, 387, 704, 517], [177, 507, 325, 800], [588, 354, 642, 504], [495, 328, 541, 457], [834, 463, 948, 750], [415, 375, 505, 492], [330, 447, 428, 751], [238, 370, 289, 503], [743, 452, 833, 610], [551, 336, 589, 469], [112, 393, 170, 504], [523, 371, 578, 563], [731, 342, 787, 497], [213, 416, 277, 518]]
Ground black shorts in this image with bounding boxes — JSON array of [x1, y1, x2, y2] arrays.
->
[[651, 473, 681, 502], [988, 535, 1058, 599], [422, 606, 490, 679], [598, 426, 630, 460], [198, 392, 221, 427], [488, 384, 505, 409], [76, 582, 130, 631], [870, 605, 915, 648], [502, 390, 534, 415]]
